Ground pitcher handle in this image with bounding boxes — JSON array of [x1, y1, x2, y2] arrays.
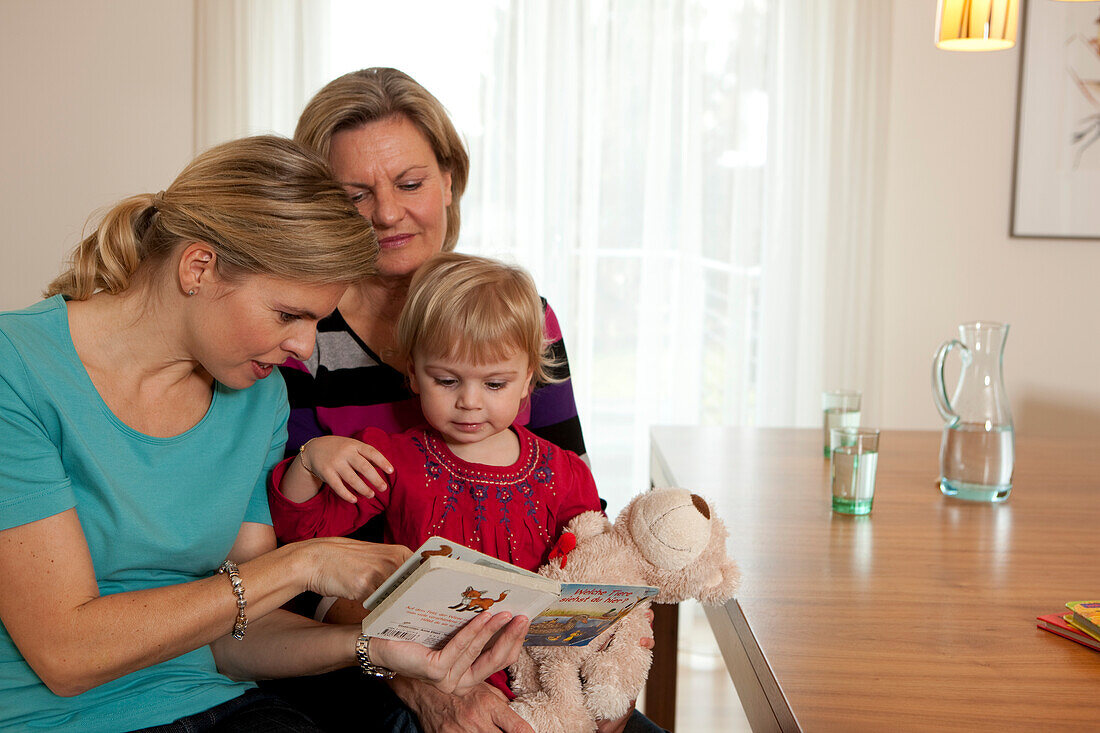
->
[[932, 339, 965, 422]]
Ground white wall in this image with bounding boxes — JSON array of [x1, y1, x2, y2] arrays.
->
[[0, 0, 194, 311], [880, 0, 1100, 436]]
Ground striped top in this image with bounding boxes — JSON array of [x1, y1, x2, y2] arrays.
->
[[280, 298, 587, 461]]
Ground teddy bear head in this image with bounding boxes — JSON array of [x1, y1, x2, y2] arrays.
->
[[613, 487, 739, 604]]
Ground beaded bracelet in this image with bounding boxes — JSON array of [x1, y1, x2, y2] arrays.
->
[[217, 560, 247, 640]]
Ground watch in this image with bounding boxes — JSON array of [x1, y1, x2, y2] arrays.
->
[[355, 633, 396, 679]]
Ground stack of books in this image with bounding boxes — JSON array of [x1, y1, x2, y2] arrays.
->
[[1036, 600, 1100, 652]]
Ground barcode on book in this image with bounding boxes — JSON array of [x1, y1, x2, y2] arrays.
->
[[383, 628, 419, 640]]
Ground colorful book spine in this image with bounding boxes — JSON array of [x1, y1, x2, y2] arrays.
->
[[1036, 613, 1100, 653], [1065, 601, 1100, 642]]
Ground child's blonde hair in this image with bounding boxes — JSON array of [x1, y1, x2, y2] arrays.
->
[[396, 253, 561, 384]]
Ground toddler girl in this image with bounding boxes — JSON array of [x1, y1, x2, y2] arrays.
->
[[268, 251, 601, 597]]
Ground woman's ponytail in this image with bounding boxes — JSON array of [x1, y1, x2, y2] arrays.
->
[[44, 136, 377, 302], [44, 194, 158, 300]]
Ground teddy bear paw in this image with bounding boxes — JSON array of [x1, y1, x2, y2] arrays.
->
[[512, 693, 599, 733], [582, 681, 635, 722]]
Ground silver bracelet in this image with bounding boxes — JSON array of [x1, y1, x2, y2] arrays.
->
[[355, 633, 396, 679], [217, 560, 247, 640]]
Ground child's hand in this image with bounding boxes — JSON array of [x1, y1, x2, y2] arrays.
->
[[299, 436, 394, 503]]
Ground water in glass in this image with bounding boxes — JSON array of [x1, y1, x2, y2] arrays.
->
[[831, 446, 877, 515]]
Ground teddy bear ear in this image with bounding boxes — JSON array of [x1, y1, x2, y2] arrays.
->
[[565, 510, 611, 541]]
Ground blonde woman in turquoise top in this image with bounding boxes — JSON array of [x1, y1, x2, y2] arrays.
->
[[0, 136, 529, 732]]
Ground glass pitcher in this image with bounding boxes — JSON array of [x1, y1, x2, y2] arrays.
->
[[931, 321, 1014, 502]]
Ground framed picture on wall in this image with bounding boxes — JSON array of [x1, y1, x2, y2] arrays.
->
[[1012, 1, 1100, 239]]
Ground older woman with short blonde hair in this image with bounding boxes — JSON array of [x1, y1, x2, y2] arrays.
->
[[272, 68, 660, 733]]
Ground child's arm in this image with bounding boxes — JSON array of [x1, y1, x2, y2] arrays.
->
[[267, 431, 397, 543], [281, 435, 394, 504]]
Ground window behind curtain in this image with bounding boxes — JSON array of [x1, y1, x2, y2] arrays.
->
[[320, 0, 770, 513], [198, 0, 888, 515]]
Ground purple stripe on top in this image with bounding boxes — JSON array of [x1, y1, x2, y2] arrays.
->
[[526, 379, 579, 428], [318, 399, 425, 438], [286, 408, 324, 454]]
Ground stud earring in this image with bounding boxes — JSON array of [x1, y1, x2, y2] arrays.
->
[[188, 289, 195, 296]]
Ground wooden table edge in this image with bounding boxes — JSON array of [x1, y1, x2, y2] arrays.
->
[[705, 600, 800, 732]]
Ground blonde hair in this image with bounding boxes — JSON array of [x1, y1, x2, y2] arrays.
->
[[46, 135, 377, 300], [396, 253, 560, 384], [294, 67, 468, 252]]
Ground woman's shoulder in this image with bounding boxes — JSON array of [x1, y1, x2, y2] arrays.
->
[[0, 296, 67, 342], [0, 295, 65, 316], [0, 297, 75, 381]]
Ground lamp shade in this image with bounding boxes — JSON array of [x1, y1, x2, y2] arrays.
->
[[936, 0, 1018, 51]]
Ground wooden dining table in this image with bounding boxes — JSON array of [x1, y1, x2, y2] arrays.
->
[[647, 426, 1100, 732]]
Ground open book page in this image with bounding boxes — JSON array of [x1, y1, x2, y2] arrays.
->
[[524, 584, 659, 647], [360, 537, 659, 648], [363, 536, 542, 612], [362, 555, 560, 649]]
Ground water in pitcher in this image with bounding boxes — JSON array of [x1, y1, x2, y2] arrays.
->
[[939, 422, 1014, 502]]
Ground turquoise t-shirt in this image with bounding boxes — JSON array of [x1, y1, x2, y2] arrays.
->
[[0, 296, 288, 732]]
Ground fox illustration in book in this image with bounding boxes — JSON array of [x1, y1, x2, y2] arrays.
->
[[448, 586, 509, 613], [421, 544, 453, 560]]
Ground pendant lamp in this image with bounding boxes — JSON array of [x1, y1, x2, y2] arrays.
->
[[936, 0, 1018, 51]]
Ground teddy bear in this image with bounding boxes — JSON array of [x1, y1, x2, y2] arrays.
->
[[508, 487, 740, 733]]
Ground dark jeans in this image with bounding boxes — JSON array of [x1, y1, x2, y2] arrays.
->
[[623, 709, 671, 733], [128, 688, 320, 733], [258, 670, 410, 732], [371, 704, 667, 733]]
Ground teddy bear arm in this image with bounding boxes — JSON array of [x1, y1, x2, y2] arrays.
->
[[508, 649, 541, 699], [579, 611, 654, 721], [511, 646, 597, 733]]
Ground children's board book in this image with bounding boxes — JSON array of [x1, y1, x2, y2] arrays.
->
[[1065, 601, 1100, 643], [361, 536, 658, 650], [1036, 613, 1100, 653]]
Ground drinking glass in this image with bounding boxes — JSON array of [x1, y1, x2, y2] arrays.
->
[[830, 427, 880, 515], [822, 390, 861, 457]]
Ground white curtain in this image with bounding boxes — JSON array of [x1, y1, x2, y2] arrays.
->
[[195, 0, 892, 514], [756, 0, 890, 428], [194, 0, 330, 151]]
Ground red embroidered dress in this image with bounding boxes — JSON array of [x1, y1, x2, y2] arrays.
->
[[268, 424, 601, 573]]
